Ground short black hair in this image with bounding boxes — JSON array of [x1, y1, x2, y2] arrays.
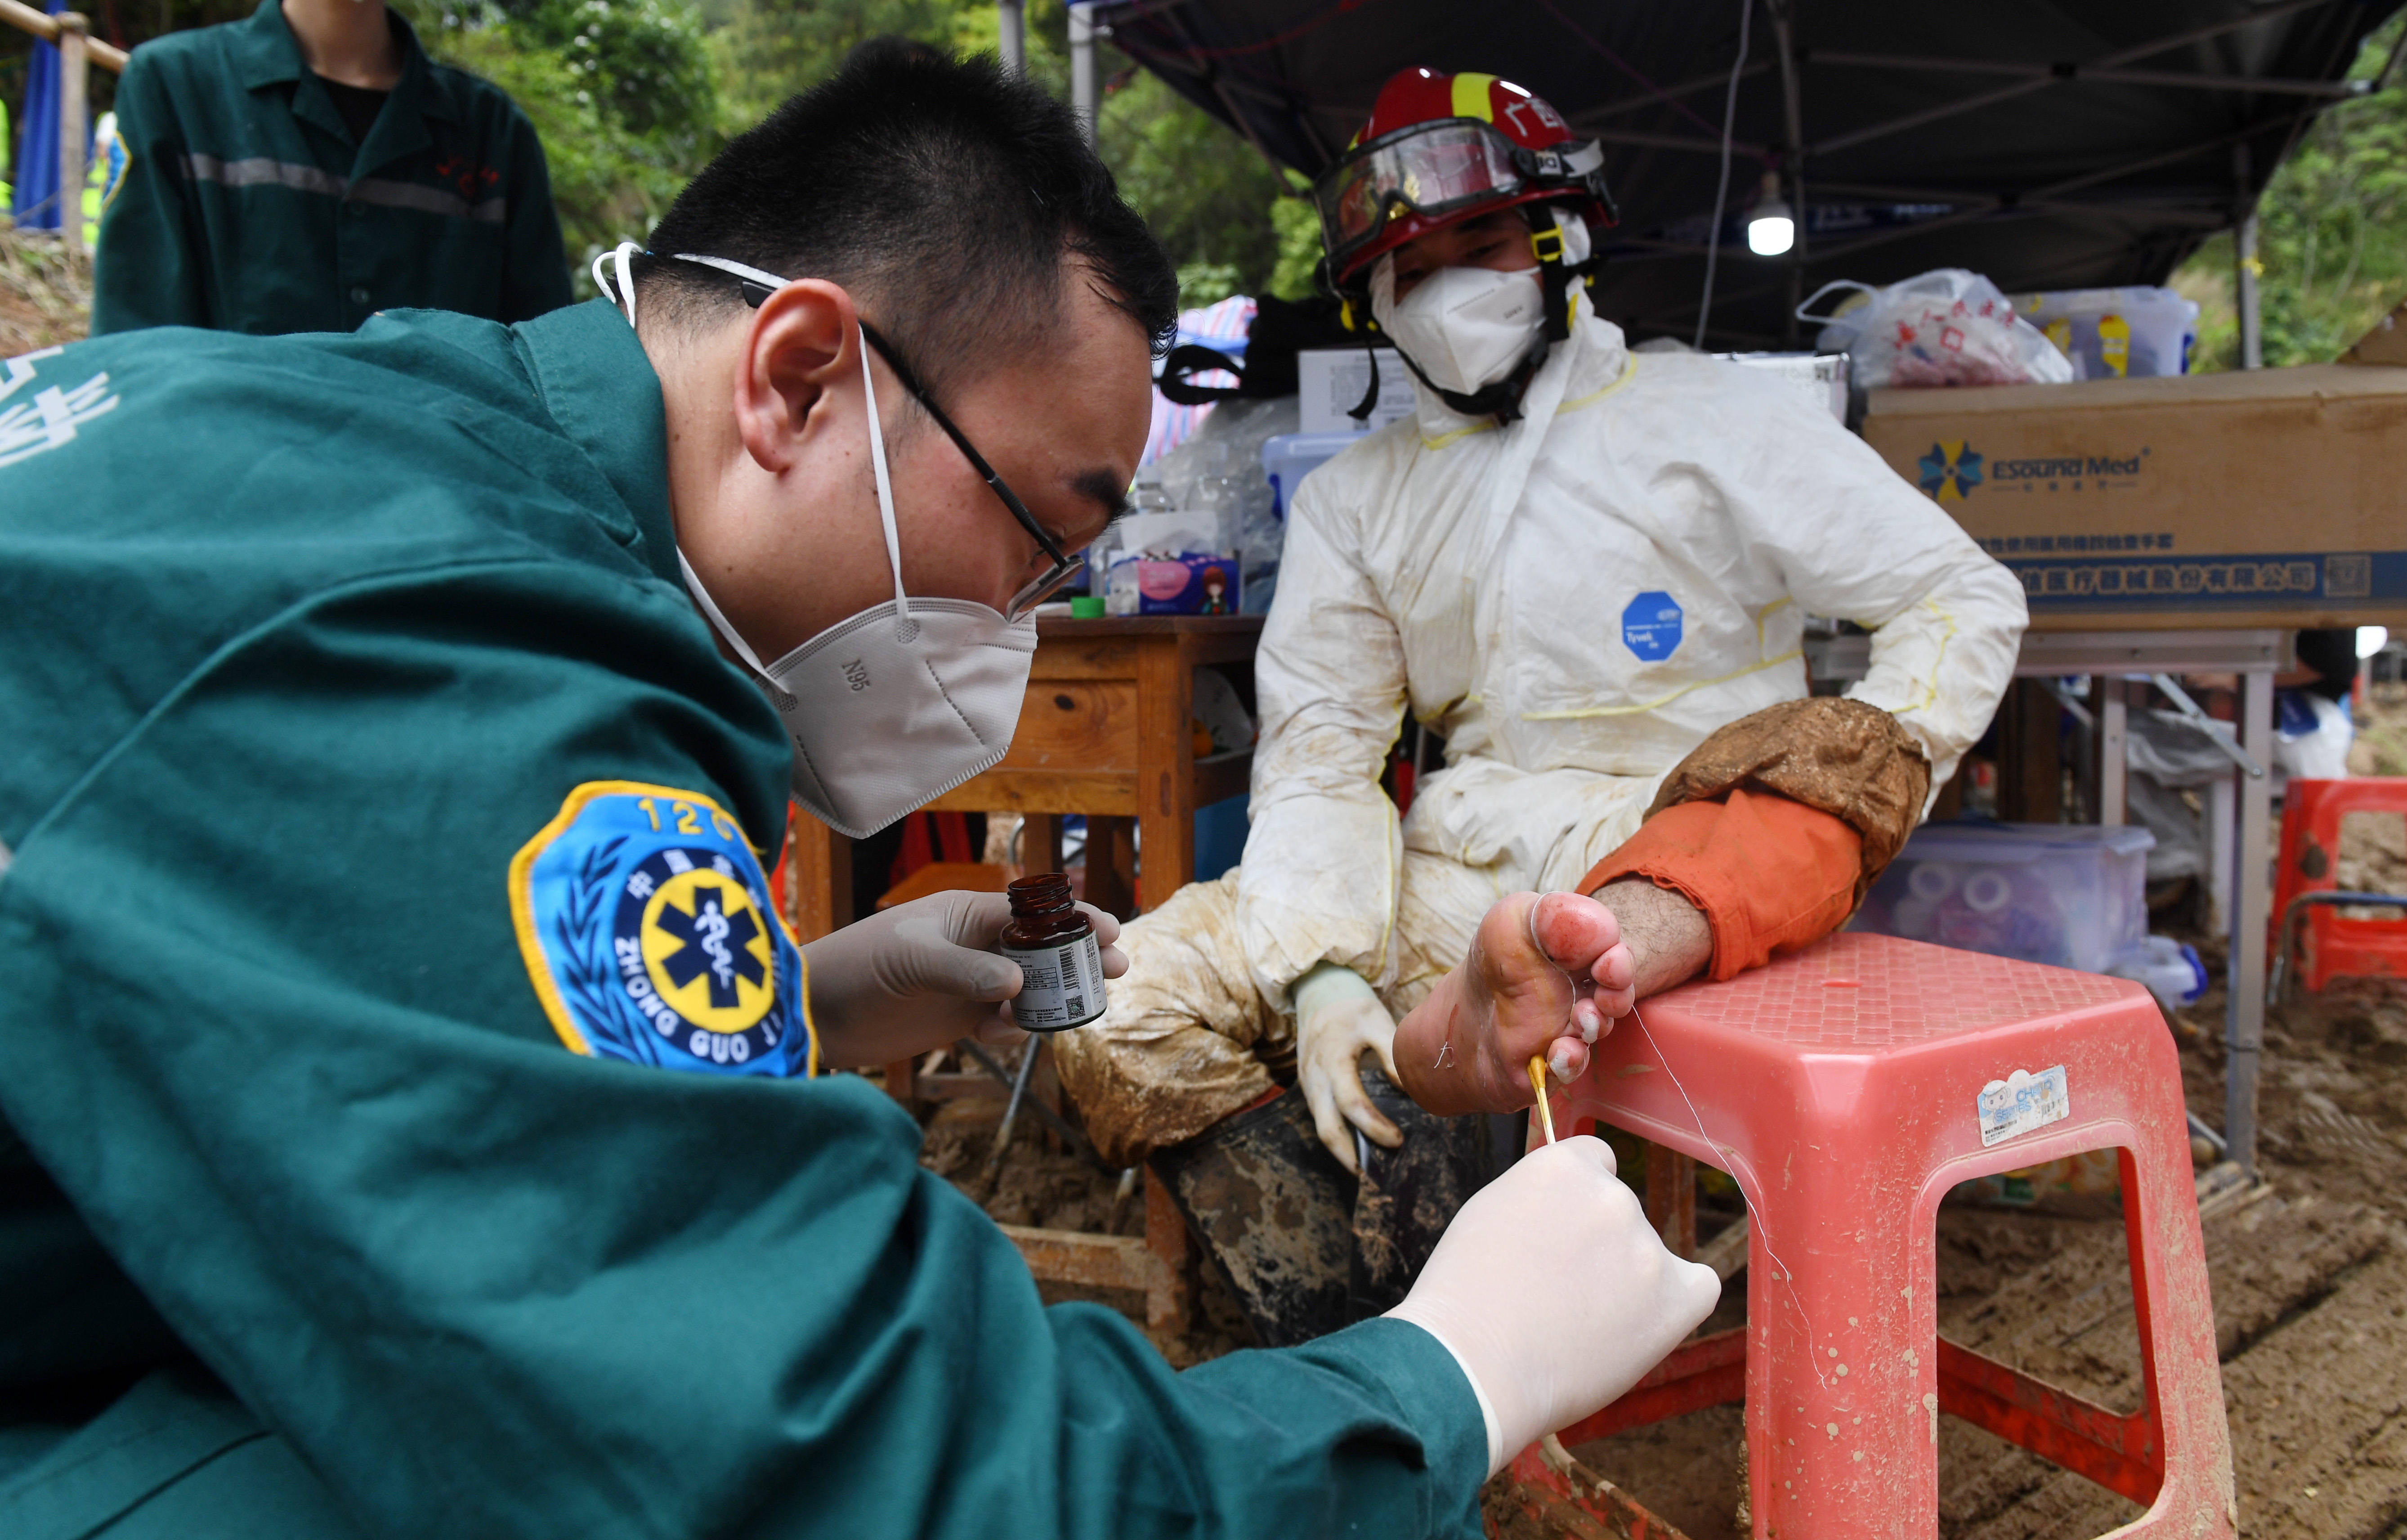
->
[[638, 45, 1177, 397]]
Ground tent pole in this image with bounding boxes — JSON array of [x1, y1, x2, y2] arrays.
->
[[997, 0, 1023, 74], [58, 11, 89, 257], [1767, 0, 1806, 346], [2237, 215, 2262, 368], [1069, 3, 1097, 148], [2234, 144, 2262, 370]]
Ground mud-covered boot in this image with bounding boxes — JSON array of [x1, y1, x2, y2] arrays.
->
[[1147, 1088, 1356, 1347], [1148, 1077, 1494, 1345], [1347, 1069, 1488, 1318]]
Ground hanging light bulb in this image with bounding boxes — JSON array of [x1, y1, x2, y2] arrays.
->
[[1746, 170, 1794, 257]]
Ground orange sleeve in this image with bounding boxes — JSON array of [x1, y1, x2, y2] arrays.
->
[[1579, 788, 1864, 982]]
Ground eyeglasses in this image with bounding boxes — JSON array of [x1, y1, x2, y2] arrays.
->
[[707, 261, 1083, 622], [854, 322, 1085, 621]]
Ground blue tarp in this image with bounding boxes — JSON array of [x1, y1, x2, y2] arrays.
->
[[11, 0, 79, 231]]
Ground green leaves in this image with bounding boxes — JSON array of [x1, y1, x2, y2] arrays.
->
[[704, 0, 973, 131], [407, 0, 1300, 311], [403, 0, 719, 294], [1096, 68, 1287, 303], [2176, 16, 2407, 370]]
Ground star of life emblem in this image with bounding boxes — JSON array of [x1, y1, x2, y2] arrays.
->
[[510, 781, 815, 1077]]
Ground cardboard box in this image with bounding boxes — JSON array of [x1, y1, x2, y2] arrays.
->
[[1718, 350, 1849, 420], [1860, 363, 2407, 629], [1296, 347, 1416, 434]]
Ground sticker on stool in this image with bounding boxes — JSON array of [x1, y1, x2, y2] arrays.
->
[[1977, 1065, 2069, 1146]]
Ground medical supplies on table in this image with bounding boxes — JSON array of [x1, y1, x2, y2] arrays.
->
[[2018, 287, 2198, 380]]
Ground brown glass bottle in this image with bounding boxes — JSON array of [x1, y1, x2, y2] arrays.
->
[[998, 872, 1107, 1031]]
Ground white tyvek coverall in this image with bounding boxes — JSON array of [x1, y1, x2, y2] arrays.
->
[[1051, 309, 2028, 1165]]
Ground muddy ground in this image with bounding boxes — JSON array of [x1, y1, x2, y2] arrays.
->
[[922, 686, 2407, 1537], [0, 231, 90, 355]]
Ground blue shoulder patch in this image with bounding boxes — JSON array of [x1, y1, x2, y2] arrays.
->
[[510, 781, 815, 1077]]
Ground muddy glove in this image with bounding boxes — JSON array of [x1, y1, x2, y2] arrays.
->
[[802, 889, 1126, 1069], [1387, 1136, 1721, 1476], [1292, 962, 1404, 1173]]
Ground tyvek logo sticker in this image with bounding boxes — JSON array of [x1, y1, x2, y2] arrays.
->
[[1621, 591, 1682, 661], [1918, 439, 1983, 501]]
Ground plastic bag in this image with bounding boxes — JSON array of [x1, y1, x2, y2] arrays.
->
[[2106, 935, 2208, 1013], [1800, 269, 2075, 389], [1156, 396, 1296, 614]]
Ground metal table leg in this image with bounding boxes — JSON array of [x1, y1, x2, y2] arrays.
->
[[2224, 671, 2274, 1176], [2096, 677, 2128, 826]]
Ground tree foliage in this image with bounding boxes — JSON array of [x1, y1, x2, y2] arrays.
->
[[686, 0, 1305, 309], [1096, 67, 1285, 305], [702, 0, 992, 130], [6, 0, 1311, 311], [2174, 17, 2407, 370], [403, 0, 718, 287]]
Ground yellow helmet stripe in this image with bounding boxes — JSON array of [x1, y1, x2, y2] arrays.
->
[[1450, 72, 1499, 122]]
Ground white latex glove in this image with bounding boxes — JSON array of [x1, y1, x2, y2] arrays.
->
[[1292, 962, 1404, 1173], [802, 889, 1127, 1069], [1387, 1136, 1721, 1476]]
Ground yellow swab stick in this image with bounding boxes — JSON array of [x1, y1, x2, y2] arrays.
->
[[1528, 1056, 1557, 1145]]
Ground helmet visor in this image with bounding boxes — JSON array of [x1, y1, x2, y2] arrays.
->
[[1315, 121, 1528, 276]]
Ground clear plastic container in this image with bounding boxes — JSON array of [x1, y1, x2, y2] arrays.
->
[[1849, 822, 2156, 975], [2018, 287, 2200, 380], [1260, 431, 1361, 521]]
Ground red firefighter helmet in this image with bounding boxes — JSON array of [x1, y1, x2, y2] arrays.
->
[[1313, 68, 1615, 288]]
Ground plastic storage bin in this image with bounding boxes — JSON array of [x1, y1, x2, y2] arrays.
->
[[1850, 821, 2155, 975], [2019, 287, 2200, 380], [1260, 431, 1361, 524]]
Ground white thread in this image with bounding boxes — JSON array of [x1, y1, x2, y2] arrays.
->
[[1627, 1002, 1828, 1391]]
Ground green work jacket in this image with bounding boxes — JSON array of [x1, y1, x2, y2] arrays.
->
[[0, 302, 1485, 1538], [91, 0, 570, 336]]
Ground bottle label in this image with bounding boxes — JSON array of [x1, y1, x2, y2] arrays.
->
[[1001, 930, 1109, 1031]]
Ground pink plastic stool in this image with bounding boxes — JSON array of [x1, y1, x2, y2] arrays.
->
[[1526, 932, 2233, 1539]]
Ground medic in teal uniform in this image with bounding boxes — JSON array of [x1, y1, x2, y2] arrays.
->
[[0, 46, 1714, 1537], [92, 0, 570, 335]]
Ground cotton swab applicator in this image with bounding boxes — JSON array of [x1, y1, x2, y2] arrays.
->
[[1527, 1056, 1557, 1144]]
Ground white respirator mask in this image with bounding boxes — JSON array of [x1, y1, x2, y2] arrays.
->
[[595, 242, 1038, 839], [1369, 255, 1546, 398]]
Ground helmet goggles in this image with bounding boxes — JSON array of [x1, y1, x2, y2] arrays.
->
[[1314, 118, 1607, 281]]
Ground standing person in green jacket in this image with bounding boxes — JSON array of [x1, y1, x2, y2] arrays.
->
[[90, 0, 569, 335], [0, 46, 1714, 1538]]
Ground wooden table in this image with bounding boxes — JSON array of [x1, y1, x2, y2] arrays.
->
[[784, 614, 1263, 937]]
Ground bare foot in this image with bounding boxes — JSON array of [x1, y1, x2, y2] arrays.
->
[[1391, 891, 1636, 1116]]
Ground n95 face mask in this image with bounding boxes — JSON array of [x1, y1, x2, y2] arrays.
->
[[687, 571, 1036, 840], [676, 326, 1036, 839], [592, 242, 1036, 839], [1371, 258, 1546, 397]]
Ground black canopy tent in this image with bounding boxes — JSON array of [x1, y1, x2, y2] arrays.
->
[[1092, 0, 2406, 349]]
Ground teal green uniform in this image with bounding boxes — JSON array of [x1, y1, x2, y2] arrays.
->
[[92, 0, 571, 336], [0, 303, 1485, 1537]]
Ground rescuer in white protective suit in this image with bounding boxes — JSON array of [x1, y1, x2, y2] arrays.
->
[[1050, 67, 2028, 1342]]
